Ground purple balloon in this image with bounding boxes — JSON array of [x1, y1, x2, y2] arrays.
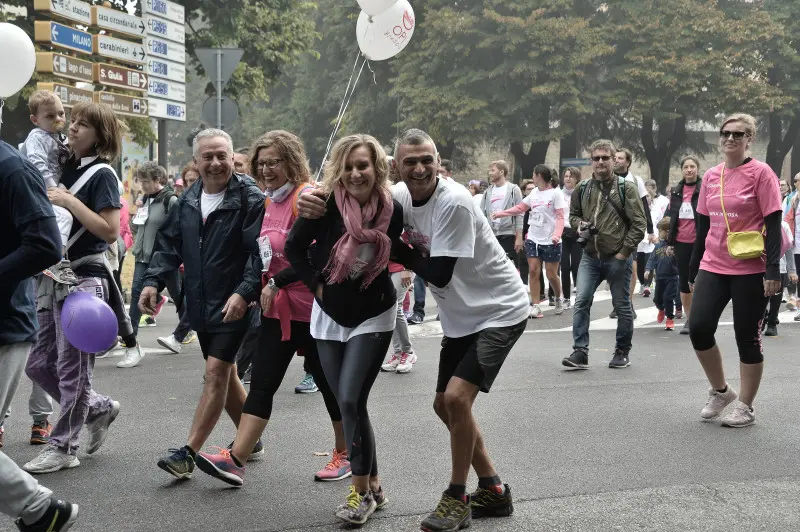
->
[[60, 291, 118, 354]]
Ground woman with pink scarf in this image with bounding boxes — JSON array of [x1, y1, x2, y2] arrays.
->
[[286, 134, 404, 526]]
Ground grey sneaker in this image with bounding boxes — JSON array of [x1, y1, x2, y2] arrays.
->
[[86, 401, 120, 454], [335, 485, 377, 525], [22, 446, 79, 474], [700, 386, 737, 420], [720, 400, 755, 427], [608, 348, 630, 368], [680, 322, 690, 335], [554, 298, 565, 315]]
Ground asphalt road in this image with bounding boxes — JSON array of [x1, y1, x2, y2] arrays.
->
[[2, 292, 799, 532]]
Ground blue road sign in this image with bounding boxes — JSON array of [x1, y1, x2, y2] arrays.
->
[[49, 21, 93, 54]]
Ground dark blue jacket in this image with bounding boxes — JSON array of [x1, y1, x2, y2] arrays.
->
[[646, 241, 679, 279], [143, 173, 264, 333]]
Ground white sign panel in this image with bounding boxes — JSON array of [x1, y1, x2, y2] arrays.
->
[[146, 15, 184, 44], [144, 0, 184, 25], [149, 97, 186, 121], [93, 6, 146, 38], [148, 78, 185, 103], [94, 34, 146, 65], [146, 57, 185, 83], [35, 0, 91, 25], [145, 36, 185, 64]]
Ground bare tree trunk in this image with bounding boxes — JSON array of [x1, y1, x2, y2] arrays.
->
[[765, 112, 800, 177], [510, 140, 550, 185], [641, 114, 687, 191]]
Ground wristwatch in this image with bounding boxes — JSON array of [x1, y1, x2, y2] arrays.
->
[[267, 278, 278, 291]]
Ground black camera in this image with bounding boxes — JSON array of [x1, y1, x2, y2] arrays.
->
[[577, 222, 598, 247]]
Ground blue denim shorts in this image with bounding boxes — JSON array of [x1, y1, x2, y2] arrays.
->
[[524, 240, 562, 263]]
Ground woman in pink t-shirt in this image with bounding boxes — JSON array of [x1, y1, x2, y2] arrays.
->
[[195, 131, 349, 486], [687, 113, 783, 428], [666, 156, 701, 334]]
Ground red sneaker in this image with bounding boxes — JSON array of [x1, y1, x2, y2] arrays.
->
[[665, 318, 675, 331], [153, 295, 167, 317], [30, 421, 53, 445], [657, 310, 665, 323]]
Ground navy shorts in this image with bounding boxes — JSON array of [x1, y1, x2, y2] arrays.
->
[[524, 240, 562, 263]]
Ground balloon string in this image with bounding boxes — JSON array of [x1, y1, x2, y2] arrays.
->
[[315, 49, 363, 182], [0, 99, 4, 134], [366, 59, 377, 85]]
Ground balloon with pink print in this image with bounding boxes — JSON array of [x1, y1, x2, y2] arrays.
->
[[356, 0, 415, 61]]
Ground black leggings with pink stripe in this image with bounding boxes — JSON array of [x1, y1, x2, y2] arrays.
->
[[689, 270, 768, 364]]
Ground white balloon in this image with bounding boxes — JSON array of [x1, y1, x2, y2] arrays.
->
[[356, 0, 415, 62], [0, 23, 35, 98], [356, 0, 398, 17]]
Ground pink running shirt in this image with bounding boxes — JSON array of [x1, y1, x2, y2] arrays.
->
[[696, 159, 782, 276], [676, 183, 697, 244], [259, 186, 315, 322]]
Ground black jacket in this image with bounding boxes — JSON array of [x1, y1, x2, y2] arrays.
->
[[285, 194, 404, 328], [143, 173, 265, 333], [667, 178, 702, 246]]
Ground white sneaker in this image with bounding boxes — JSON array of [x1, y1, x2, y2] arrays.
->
[[563, 299, 572, 310], [86, 400, 120, 454], [116, 345, 144, 368], [396, 352, 417, 374], [381, 354, 401, 372], [529, 303, 543, 319], [700, 386, 738, 419], [157, 335, 183, 354], [554, 298, 565, 315], [720, 401, 755, 427], [23, 446, 79, 474]]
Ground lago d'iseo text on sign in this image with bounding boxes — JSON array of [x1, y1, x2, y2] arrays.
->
[[36, 52, 93, 83], [34, 21, 92, 54]]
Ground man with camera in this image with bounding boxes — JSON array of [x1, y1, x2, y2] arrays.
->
[[563, 140, 646, 369]]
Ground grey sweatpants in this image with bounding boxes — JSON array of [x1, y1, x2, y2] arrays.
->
[[390, 271, 414, 355], [0, 342, 52, 523]]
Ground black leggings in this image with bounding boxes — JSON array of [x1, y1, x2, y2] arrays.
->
[[317, 331, 392, 477], [765, 274, 789, 326], [561, 235, 581, 297], [243, 318, 341, 422], [674, 241, 694, 294], [788, 255, 800, 297], [689, 270, 768, 364], [636, 251, 651, 287]]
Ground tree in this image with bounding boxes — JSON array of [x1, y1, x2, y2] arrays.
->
[[391, 0, 613, 182], [602, 0, 785, 189]]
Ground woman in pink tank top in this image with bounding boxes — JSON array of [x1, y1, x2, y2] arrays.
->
[[195, 131, 349, 487]]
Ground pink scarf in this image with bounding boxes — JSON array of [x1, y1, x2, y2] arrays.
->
[[324, 185, 393, 289]]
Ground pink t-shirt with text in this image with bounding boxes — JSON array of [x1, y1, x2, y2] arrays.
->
[[676, 183, 697, 243], [260, 189, 315, 322], [696, 159, 782, 275]]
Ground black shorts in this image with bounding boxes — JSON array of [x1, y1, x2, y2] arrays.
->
[[436, 319, 527, 394], [197, 330, 247, 363]]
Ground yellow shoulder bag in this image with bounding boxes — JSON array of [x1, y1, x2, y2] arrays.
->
[[719, 165, 764, 259]]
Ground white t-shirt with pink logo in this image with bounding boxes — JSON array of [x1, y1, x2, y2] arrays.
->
[[696, 159, 782, 276], [521, 187, 565, 245]]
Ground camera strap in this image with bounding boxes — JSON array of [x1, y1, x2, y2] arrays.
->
[[591, 178, 630, 229]]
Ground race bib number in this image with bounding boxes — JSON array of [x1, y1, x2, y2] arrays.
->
[[531, 211, 545, 227], [257, 235, 272, 272], [679, 201, 694, 220], [132, 199, 150, 225]]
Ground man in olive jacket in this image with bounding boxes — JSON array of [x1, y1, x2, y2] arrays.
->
[[563, 139, 646, 370], [139, 129, 265, 479]]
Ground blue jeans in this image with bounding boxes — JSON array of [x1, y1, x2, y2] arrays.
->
[[413, 274, 426, 316], [572, 252, 634, 352], [129, 262, 148, 336]]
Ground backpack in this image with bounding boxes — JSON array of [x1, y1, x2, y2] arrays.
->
[[264, 183, 315, 217]]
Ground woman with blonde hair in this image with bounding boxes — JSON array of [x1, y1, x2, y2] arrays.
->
[[688, 113, 783, 427], [286, 134, 404, 526], [195, 130, 349, 486]]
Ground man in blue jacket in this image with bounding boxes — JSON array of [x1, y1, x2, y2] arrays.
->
[[139, 129, 265, 479], [0, 140, 79, 531]]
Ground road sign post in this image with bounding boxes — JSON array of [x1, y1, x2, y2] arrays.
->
[[195, 47, 244, 130]]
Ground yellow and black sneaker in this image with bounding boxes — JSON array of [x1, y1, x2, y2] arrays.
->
[[420, 492, 471, 532], [470, 483, 514, 518], [15, 498, 78, 532]]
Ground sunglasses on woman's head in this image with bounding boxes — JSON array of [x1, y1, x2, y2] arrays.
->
[[719, 130, 747, 140]]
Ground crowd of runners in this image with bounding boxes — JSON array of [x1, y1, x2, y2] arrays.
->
[[0, 90, 798, 532]]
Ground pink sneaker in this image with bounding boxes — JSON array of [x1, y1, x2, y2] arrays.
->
[[195, 447, 245, 487], [381, 354, 401, 372], [153, 295, 167, 317], [396, 352, 417, 374], [314, 449, 352, 482]]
